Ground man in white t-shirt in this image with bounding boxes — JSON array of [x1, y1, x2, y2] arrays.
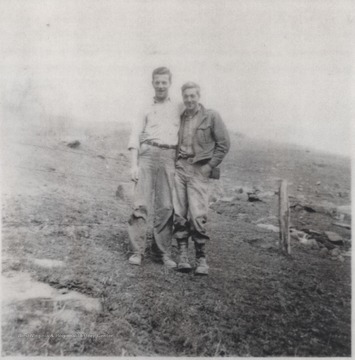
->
[[127, 67, 182, 267]]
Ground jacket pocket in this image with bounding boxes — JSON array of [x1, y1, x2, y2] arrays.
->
[[196, 124, 212, 143]]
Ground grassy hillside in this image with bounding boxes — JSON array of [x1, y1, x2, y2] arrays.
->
[[1, 119, 351, 356]]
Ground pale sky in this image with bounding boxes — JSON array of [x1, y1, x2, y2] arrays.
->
[[1, 0, 353, 155]]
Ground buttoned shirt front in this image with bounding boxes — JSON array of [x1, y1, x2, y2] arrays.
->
[[179, 106, 201, 158], [128, 98, 183, 150]]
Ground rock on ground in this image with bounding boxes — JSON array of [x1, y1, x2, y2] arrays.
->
[[324, 231, 344, 245]]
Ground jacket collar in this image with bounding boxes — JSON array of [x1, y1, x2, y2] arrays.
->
[[181, 104, 208, 129], [194, 104, 208, 128]]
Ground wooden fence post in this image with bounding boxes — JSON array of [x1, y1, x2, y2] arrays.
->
[[279, 180, 291, 255]]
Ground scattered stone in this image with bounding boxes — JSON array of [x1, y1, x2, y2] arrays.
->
[[297, 185, 303, 191], [330, 248, 341, 257], [308, 239, 319, 249], [237, 213, 249, 221], [332, 222, 351, 230], [337, 255, 345, 263], [67, 140, 81, 148], [316, 181, 321, 185], [119, 153, 128, 160], [116, 184, 125, 200], [300, 237, 319, 249], [116, 183, 134, 202], [56, 309, 80, 326], [297, 194, 306, 202], [298, 235, 308, 244], [232, 192, 248, 202], [290, 228, 306, 236], [324, 231, 344, 245], [256, 216, 278, 224], [257, 224, 279, 233], [304, 205, 317, 213], [290, 228, 307, 241], [16, 315, 26, 323], [335, 213, 345, 221], [55, 290, 101, 312], [291, 202, 317, 213], [336, 205, 351, 221], [209, 195, 218, 203], [220, 196, 235, 202], [44, 166, 56, 172], [247, 193, 261, 202], [303, 229, 322, 236], [343, 251, 351, 257], [2, 272, 56, 303], [258, 191, 275, 199], [209, 182, 225, 203], [290, 232, 299, 241], [294, 200, 339, 218], [319, 248, 329, 257]]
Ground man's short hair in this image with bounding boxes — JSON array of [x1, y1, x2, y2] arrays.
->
[[152, 67, 172, 82], [181, 82, 200, 96]]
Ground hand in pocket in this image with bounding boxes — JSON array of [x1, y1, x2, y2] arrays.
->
[[199, 164, 212, 178]]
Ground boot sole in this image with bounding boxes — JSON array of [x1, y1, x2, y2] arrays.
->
[[129, 256, 142, 266], [164, 263, 177, 269], [129, 261, 141, 266], [177, 265, 193, 273], [195, 268, 209, 276]]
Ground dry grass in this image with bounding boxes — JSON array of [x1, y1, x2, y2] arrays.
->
[[2, 119, 351, 356]]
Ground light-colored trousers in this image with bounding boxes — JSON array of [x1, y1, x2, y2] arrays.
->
[[128, 144, 176, 256], [173, 159, 210, 245]]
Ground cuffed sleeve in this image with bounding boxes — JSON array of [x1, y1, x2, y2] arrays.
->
[[208, 111, 230, 168]]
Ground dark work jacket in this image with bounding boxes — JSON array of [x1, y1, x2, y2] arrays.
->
[[177, 104, 230, 168]]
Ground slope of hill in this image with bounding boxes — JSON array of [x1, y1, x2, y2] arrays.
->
[[1, 119, 351, 356]]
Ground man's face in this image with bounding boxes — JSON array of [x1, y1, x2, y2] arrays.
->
[[182, 88, 200, 112], [152, 74, 171, 100]]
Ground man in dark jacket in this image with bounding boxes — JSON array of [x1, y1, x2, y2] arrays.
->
[[173, 82, 230, 275]]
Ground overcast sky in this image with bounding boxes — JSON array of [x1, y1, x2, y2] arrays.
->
[[1, 0, 353, 155]]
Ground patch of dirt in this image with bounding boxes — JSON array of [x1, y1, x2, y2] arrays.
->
[[32, 259, 66, 268]]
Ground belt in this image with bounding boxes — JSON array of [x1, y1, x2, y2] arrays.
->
[[178, 153, 194, 159], [145, 140, 177, 150], [178, 153, 195, 164]]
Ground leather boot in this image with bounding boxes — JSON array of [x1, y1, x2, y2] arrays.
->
[[129, 253, 142, 266], [177, 240, 192, 272], [162, 255, 177, 269], [195, 243, 209, 275]]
